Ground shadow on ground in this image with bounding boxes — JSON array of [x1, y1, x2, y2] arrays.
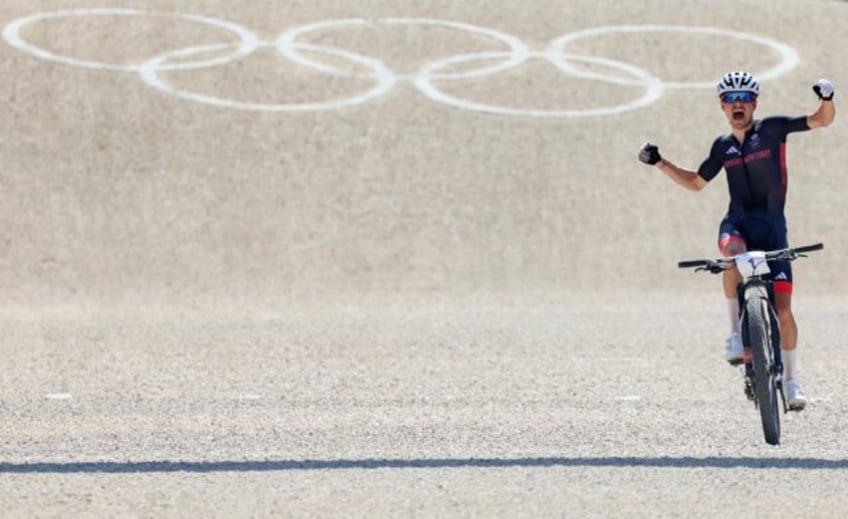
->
[[3, 456, 847, 473]]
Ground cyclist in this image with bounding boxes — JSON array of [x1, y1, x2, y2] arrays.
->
[[637, 71, 835, 411]]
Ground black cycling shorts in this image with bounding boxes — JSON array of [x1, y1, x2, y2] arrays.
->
[[717, 212, 792, 293]]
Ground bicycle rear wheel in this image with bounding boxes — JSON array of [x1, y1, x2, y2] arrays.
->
[[746, 296, 780, 445]]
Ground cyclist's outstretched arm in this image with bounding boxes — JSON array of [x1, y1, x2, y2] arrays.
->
[[656, 159, 707, 192], [808, 78, 836, 128], [638, 142, 708, 192]]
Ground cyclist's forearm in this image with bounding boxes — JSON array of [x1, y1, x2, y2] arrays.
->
[[656, 158, 706, 191], [808, 98, 835, 128]]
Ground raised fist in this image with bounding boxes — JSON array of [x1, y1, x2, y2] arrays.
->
[[813, 78, 834, 100], [638, 142, 662, 165]]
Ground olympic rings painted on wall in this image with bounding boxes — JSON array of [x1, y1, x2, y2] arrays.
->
[[276, 18, 532, 81], [3, 8, 260, 72], [416, 50, 665, 118], [2, 8, 801, 117], [140, 41, 398, 112], [547, 25, 800, 90]]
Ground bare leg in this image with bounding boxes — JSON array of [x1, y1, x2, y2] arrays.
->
[[776, 290, 805, 409], [721, 240, 746, 308], [723, 267, 742, 299], [775, 290, 800, 384], [775, 291, 797, 350], [720, 241, 746, 364]]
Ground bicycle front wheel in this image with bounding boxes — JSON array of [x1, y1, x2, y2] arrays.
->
[[746, 296, 781, 445]]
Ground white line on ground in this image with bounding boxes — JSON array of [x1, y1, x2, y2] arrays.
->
[[44, 393, 72, 400]]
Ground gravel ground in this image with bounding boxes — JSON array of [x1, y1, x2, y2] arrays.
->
[[2, 294, 847, 517]]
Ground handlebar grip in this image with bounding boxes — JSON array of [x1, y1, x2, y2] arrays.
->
[[793, 243, 824, 254], [678, 260, 709, 268]]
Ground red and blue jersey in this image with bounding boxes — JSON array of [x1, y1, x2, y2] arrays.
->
[[697, 116, 810, 216]]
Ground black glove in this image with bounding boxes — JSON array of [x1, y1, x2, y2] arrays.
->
[[813, 78, 834, 100], [638, 142, 662, 165]]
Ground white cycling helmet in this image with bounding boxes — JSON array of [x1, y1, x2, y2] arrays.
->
[[716, 71, 759, 96]]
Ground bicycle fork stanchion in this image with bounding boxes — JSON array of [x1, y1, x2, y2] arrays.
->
[[739, 292, 754, 401], [738, 282, 760, 405], [741, 315, 756, 403]]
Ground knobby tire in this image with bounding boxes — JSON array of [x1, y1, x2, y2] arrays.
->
[[747, 296, 780, 445]]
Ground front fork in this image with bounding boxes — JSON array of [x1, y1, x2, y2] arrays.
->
[[738, 281, 788, 412]]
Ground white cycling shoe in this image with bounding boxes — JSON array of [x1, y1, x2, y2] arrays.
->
[[784, 380, 808, 411], [724, 332, 744, 365]]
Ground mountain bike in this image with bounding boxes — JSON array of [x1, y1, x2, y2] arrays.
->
[[677, 243, 823, 446]]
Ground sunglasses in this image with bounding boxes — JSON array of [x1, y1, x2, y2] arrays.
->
[[720, 91, 757, 104]]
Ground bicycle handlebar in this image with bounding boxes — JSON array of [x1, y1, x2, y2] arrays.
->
[[677, 258, 712, 269], [678, 243, 824, 273], [792, 243, 824, 254]]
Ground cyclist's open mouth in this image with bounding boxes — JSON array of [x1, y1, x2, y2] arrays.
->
[[733, 109, 745, 121]]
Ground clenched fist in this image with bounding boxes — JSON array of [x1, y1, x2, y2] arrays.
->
[[813, 78, 834, 100], [638, 142, 662, 165]]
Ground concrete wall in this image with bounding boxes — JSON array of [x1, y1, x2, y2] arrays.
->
[[2, 0, 846, 307]]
